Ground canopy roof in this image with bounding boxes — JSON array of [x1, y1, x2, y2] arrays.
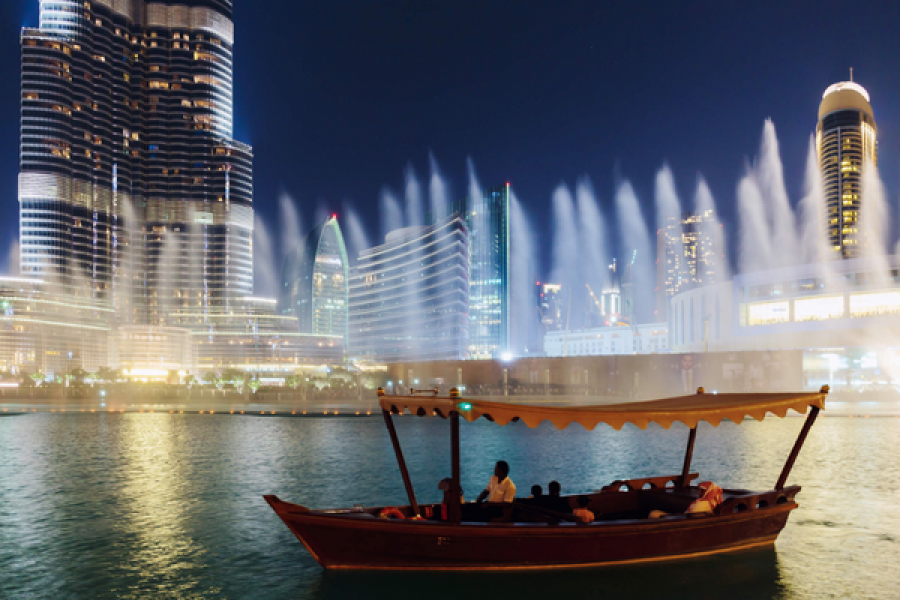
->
[[378, 391, 827, 431]]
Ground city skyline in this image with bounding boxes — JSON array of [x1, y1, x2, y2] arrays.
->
[[4, 2, 900, 293]]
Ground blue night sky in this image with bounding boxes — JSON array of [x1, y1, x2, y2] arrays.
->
[[2, 1, 900, 294]]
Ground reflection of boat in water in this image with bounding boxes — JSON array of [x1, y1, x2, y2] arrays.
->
[[265, 386, 827, 571]]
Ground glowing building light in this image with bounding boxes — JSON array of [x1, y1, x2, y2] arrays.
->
[[850, 291, 900, 318], [794, 296, 844, 322]]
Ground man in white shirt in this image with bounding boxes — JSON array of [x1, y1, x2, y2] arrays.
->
[[476, 460, 516, 503]]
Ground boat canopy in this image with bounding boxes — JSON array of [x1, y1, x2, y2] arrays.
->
[[378, 390, 827, 431]]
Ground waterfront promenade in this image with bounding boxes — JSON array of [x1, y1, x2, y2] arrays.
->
[[1, 389, 898, 417]]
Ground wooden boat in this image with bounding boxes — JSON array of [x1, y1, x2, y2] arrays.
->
[[265, 386, 827, 570]]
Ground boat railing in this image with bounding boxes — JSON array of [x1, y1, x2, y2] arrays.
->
[[716, 486, 801, 515], [599, 473, 699, 493], [408, 388, 440, 396]]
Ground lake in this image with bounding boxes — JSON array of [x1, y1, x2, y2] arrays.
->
[[0, 412, 897, 599]]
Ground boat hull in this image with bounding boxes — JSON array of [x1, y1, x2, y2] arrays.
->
[[264, 494, 797, 571]]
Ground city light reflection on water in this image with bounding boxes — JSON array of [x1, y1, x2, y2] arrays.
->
[[0, 413, 897, 599]]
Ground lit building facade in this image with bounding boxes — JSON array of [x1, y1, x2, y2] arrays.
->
[[656, 209, 720, 319], [19, 0, 253, 320], [465, 184, 510, 358], [816, 79, 877, 259], [115, 325, 192, 377], [543, 323, 669, 357], [669, 257, 900, 354], [348, 214, 469, 363], [278, 217, 349, 343], [538, 282, 563, 331], [174, 297, 343, 376], [0, 277, 112, 378]]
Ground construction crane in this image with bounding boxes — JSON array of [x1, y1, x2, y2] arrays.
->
[[585, 284, 603, 316]]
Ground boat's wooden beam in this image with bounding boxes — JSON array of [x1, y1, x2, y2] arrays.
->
[[449, 410, 461, 524], [382, 409, 421, 516], [679, 426, 697, 488], [776, 405, 820, 490]]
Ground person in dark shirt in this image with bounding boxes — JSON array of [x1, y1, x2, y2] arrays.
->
[[530, 484, 543, 499], [544, 480, 572, 514]]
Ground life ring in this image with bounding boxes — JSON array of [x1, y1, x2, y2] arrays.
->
[[379, 507, 405, 520]]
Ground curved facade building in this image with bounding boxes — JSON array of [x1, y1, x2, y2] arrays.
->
[[278, 217, 349, 342], [348, 214, 469, 363], [19, 0, 252, 321], [816, 79, 877, 259]]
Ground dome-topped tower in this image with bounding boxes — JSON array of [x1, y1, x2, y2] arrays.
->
[[816, 72, 877, 259]]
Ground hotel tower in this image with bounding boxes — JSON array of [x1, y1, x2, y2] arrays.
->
[[816, 75, 876, 259], [19, 0, 253, 324]]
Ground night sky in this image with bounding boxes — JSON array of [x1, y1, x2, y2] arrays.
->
[[2, 1, 900, 296]]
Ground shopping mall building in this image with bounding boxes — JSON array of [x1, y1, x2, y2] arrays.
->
[[669, 256, 900, 390]]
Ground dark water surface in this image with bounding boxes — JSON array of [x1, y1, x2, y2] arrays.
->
[[0, 413, 897, 599]]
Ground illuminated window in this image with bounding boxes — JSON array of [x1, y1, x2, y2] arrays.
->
[[850, 292, 900, 318], [747, 301, 789, 326], [794, 296, 843, 322]]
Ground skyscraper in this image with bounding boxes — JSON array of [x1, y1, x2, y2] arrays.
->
[[655, 209, 720, 319], [465, 184, 510, 359], [19, 0, 253, 322], [278, 216, 349, 343], [816, 77, 876, 259]]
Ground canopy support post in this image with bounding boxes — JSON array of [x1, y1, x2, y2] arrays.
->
[[776, 406, 820, 490], [382, 409, 420, 516], [679, 426, 697, 488], [449, 411, 462, 524]]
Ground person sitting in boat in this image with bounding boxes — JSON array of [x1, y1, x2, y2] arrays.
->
[[529, 484, 543, 499], [649, 481, 724, 519], [476, 460, 516, 503], [572, 496, 595, 523], [541, 480, 572, 513], [685, 481, 723, 515]]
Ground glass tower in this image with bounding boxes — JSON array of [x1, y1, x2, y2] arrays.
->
[[465, 184, 510, 359], [278, 217, 349, 343], [816, 79, 876, 259], [19, 0, 253, 323]]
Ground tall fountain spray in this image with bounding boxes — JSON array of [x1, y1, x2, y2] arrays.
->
[[615, 180, 653, 323], [342, 204, 371, 267], [379, 189, 403, 243], [278, 189, 304, 259], [859, 161, 891, 283], [429, 153, 449, 222], [693, 176, 730, 284], [509, 187, 538, 354], [575, 178, 609, 320], [404, 164, 424, 228], [737, 169, 774, 275], [550, 183, 579, 299], [253, 214, 278, 298], [797, 136, 831, 268]]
